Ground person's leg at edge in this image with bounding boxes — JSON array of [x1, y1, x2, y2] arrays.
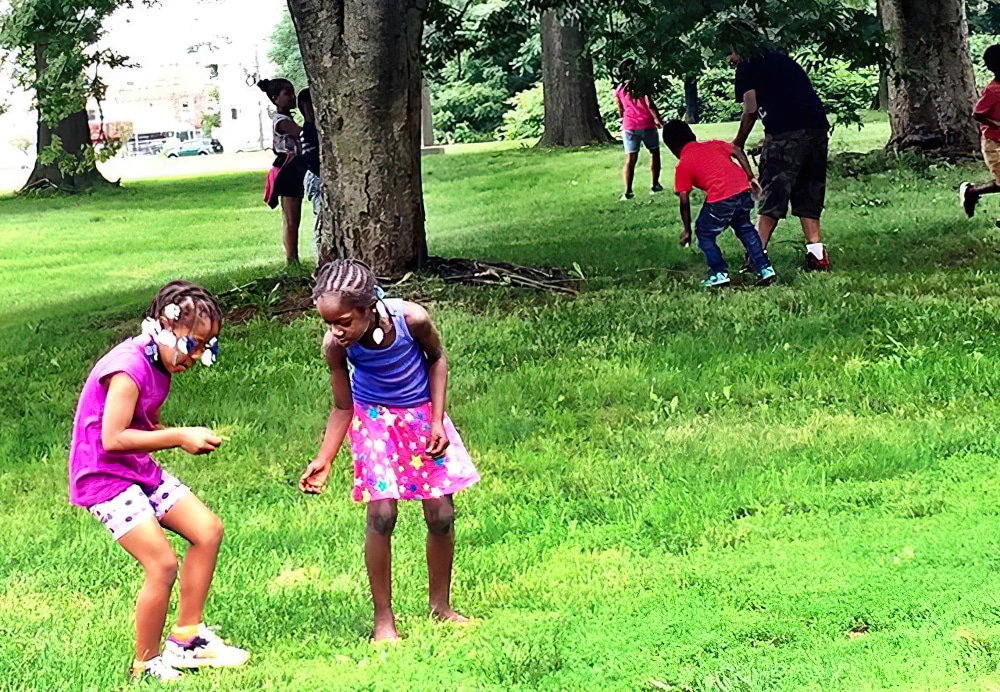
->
[[158, 493, 224, 629], [281, 196, 302, 265], [695, 205, 729, 277], [757, 214, 780, 248], [366, 499, 399, 640], [623, 152, 638, 197], [732, 196, 771, 272], [117, 519, 179, 663], [423, 495, 468, 622], [650, 147, 662, 190]]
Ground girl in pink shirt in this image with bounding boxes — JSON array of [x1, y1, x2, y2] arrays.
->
[[614, 59, 663, 200], [68, 281, 247, 681]]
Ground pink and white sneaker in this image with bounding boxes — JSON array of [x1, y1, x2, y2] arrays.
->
[[163, 625, 249, 668]]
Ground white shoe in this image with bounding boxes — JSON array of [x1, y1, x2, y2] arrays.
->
[[130, 656, 183, 681], [163, 624, 249, 668]]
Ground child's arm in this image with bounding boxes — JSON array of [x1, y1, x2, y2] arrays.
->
[[730, 146, 763, 197], [974, 111, 1000, 128], [647, 96, 663, 129], [277, 116, 303, 138], [300, 334, 354, 494], [677, 192, 693, 247], [405, 302, 450, 457], [102, 374, 221, 454]]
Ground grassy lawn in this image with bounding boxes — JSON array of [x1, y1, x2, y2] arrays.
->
[[6, 115, 1000, 690]]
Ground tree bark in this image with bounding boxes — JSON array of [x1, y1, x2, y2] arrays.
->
[[538, 9, 612, 147], [22, 44, 112, 193], [879, 0, 979, 155], [286, 0, 427, 276], [684, 77, 700, 124]]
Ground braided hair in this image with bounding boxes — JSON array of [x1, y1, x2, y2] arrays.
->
[[147, 280, 223, 329], [312, 259, 380, 308]]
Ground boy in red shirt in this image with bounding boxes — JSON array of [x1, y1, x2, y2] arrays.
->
[[663, 120, 775, 287], [961, 45, 1000, 218]]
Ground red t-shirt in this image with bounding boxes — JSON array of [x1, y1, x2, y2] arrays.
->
[[673, 140, 751, 203], [975, 81, 1000, 142]]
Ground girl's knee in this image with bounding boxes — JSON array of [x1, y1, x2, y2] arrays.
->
[[200, 513, 225, 548], [367, 502, 398, 536], [146, 551, 179, 585], [424, 501, 455, 536]]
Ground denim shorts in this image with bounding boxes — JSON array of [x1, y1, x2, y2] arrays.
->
[[623, 128, 660, 154]]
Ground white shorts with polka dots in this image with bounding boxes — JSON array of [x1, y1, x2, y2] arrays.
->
[[87, 472, 190, 541]]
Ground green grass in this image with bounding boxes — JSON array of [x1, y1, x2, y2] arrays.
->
[[6, 115, 1000, 690]]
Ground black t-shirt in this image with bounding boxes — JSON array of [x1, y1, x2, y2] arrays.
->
[[735, 52, 829, 135], [301, 121, 320, 175]]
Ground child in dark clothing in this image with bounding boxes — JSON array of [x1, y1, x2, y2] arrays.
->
[[298, 88, 324, 262], [663, 120, 775, 287]]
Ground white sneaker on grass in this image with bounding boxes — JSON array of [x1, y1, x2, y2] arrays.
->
[[130, 656, 183, 682], [163, 625, 249, 668]]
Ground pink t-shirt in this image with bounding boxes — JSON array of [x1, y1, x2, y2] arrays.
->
[[975, 81, 1000, 142], [68, 337, 171, 507], [615, 86, 657, 131]]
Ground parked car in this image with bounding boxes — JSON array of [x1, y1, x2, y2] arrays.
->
[[163, 139, 214, 158]]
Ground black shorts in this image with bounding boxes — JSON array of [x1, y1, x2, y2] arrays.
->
[[272, 153, 306, 199], [758, 128, 828, 220]]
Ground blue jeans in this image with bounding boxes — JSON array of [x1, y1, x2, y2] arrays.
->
[[695, 191, 770, 275]]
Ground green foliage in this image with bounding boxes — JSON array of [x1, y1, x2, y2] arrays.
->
[[433, 72, 511, 143], [11, 118, 1000, 690], [500, 82, 545, 140], [0, 0, 139, 183], [499, 78, 617, 140], [268, 8, 307, 89], [969, 33, 1000, 88], [201, 112, 222, 137]]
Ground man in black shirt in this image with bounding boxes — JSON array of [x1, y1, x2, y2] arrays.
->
[[732, 50, 831, 271]]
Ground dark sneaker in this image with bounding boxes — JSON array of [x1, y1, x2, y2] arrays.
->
[[805, 250, 830, 272], [620, 191, 634, 201], [960, 182, 978, 218], [650, 183, 664, 193]]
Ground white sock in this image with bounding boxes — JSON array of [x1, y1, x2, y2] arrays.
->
[[806, 243, 825, 260]]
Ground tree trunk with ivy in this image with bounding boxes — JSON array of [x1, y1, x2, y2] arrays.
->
[[538, 9, 612, 147], [286, 0, 427, 276], [22, 45, 114, 193], [879, 0, 979, 155]]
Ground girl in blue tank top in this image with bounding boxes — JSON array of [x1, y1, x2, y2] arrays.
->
[[299, 259, 480, 642]]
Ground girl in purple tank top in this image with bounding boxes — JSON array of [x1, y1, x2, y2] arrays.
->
[[300, 260, 480, 642], [68, 281, 247, 681]]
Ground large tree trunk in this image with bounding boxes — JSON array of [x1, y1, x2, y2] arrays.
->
[[684, 77, 700, 124], [879, 0, 979, 155], [22, 45, 112, 193], [538, 10, 612, 147], [286, 0, 427, 276]]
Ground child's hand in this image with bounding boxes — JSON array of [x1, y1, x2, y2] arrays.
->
[[679, 230, 692, 248], [300, 458, 331, 494], [179, 427, 222, 455], [749, 178, 763, 201], [426, 422, 450, 458]]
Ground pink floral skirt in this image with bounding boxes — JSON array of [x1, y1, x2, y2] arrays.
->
[[349, 402, 479, 503]]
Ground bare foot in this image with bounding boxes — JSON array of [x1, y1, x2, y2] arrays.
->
[[372, 613, 400, 642], [431, 607, 470, 623]]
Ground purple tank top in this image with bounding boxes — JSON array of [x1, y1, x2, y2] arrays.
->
[[68, 336, 170, 507], [348, 299, 431, 408]]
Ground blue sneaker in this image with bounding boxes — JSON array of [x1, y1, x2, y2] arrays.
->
[[759, 266, 776, 285], [700, 272, 731, 288]]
